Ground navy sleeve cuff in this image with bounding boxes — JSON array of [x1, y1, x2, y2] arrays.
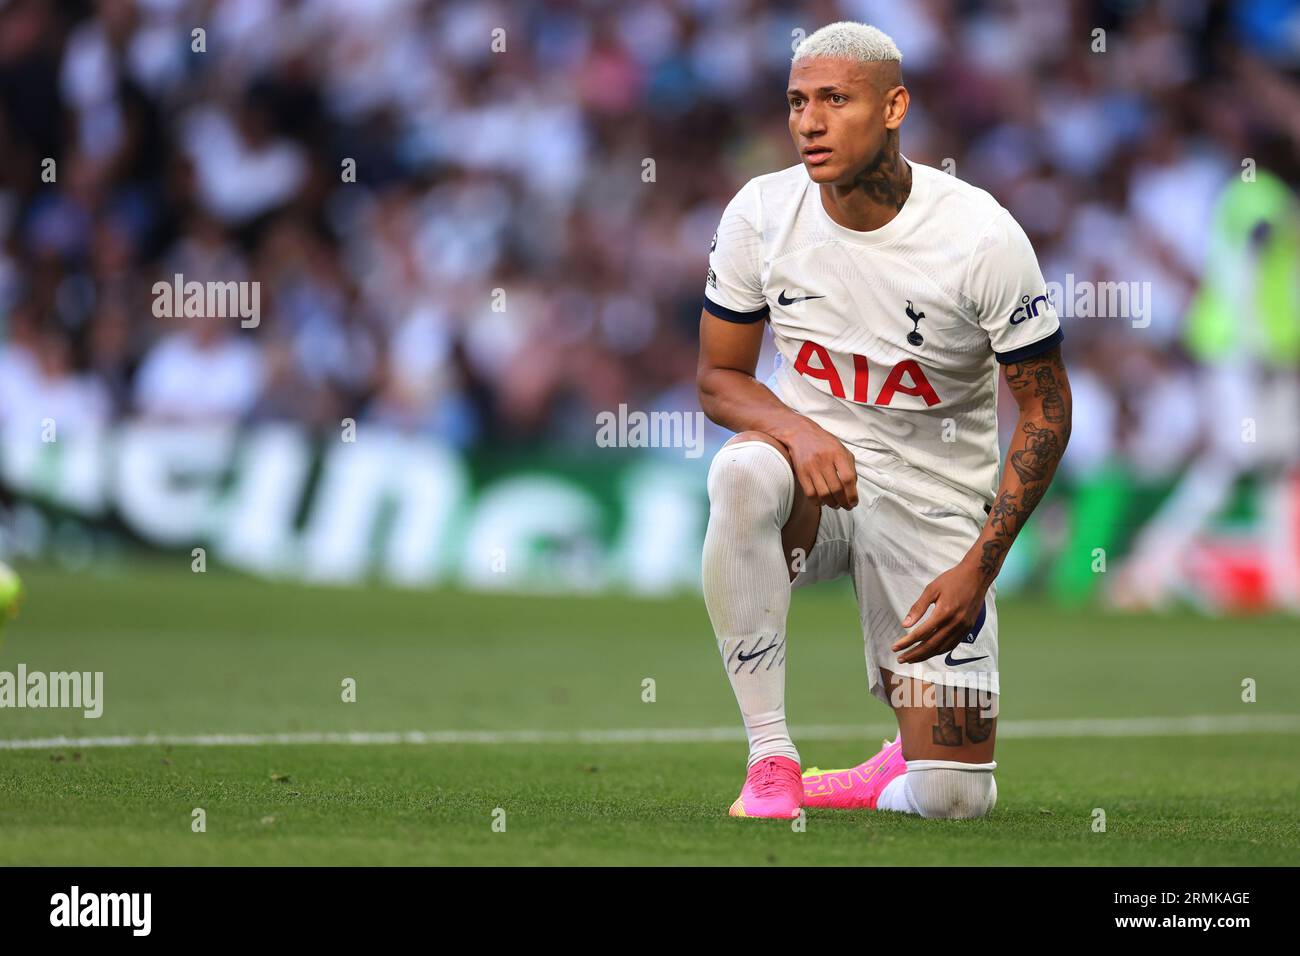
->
[[995, 326, 1064, 364], [702, 295, 769, 324]]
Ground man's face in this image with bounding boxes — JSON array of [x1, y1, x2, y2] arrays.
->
[[787, 57, 899, 185]]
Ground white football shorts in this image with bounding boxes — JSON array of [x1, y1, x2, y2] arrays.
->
[[791, 445, 1001, 708]]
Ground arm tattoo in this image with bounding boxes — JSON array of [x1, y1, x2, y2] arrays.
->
[[975, 346, 1070, 582], [988, 490, 1020, 535], [978, 538, 1008, 579], [1004, 348, 1069, 425], [1009, 421, 1060, 483]]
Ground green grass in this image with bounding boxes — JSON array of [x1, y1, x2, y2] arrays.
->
[[1, 562, 1298, 865]]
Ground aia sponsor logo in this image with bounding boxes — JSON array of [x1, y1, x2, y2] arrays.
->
[[792, 341, 941, 407]]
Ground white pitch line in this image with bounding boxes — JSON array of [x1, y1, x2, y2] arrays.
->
[[1, 714, 1298, 751]]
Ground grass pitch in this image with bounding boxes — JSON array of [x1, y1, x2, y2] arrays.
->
[[1, 563, 1297, 865]]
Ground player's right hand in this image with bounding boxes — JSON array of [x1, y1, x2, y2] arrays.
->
[[781, 422, 859, 510]]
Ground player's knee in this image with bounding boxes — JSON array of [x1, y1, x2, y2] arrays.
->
[[904, 760, 997, 819], [724, 431, 789, 458], [707, 436, 794, 524]]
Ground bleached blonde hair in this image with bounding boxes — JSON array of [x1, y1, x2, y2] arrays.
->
[[792, 21, 902, 65]]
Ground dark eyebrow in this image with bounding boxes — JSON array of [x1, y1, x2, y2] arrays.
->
[[786, 85, 845, 97]]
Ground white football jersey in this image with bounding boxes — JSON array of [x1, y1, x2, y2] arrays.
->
[[703, 159, 1063, 513]]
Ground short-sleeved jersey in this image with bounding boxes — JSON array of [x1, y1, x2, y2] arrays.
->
[[703, 159, 1063, 512]]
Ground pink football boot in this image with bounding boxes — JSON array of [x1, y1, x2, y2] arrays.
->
[[728, 755, 803, 819], [801, 736, 906, 810]]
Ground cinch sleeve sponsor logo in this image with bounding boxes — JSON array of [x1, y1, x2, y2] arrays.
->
[[1008, 292, 1051, 325]]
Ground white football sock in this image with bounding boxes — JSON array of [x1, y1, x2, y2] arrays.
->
[[876, 759, 998, 818], [702, 440, 799, 767], [876, 774, 913, 812]]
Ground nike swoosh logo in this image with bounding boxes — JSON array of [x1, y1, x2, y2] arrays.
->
[[943, 651, 989, 666], [737, 643, 776, 662], [777, 290, 826, 306]]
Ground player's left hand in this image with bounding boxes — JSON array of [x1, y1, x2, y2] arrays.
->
[[891, 559, 989, 664]]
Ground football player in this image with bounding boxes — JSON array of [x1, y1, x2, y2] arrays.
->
[[698, 21, 1071, 819]]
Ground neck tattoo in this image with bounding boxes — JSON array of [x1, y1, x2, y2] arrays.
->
[[852, 130, 911, 212]]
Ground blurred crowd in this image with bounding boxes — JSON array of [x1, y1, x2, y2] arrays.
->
[[1, 0, 1298, 484]]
